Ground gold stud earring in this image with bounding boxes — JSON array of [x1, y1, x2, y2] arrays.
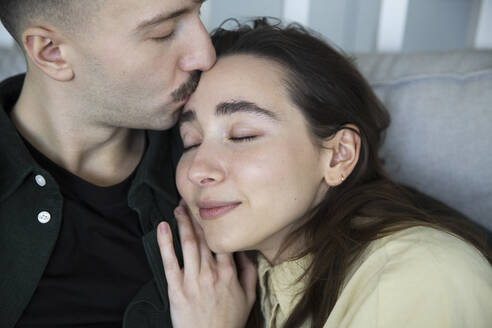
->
[[341, 174, 345, 182]]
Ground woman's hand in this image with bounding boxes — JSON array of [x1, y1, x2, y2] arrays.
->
[[157, 202, 257, 328]]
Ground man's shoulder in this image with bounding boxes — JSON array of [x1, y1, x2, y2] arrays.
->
[[0, 73, 25, 88], [0, 74, 25, 105], [144, 125, 183, 166]]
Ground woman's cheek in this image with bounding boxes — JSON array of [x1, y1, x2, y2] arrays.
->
[[176, 158, 191, 200]]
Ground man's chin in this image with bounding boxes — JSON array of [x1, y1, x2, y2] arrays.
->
[[146, 105, 183, 131], [125, 99, 185, 131], [148, 117, 179, 131]]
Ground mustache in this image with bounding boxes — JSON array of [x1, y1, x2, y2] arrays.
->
[[171, 71, 201, 102]]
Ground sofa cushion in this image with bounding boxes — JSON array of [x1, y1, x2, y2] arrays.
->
[[356, 50, 492, 231]]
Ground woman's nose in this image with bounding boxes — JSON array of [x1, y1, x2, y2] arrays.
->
[[188, 149, 225, 186]]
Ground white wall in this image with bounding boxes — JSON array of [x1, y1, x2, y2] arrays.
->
[[202, 0, 284, 31], [404, 0, 476, 51], [202, 0, 382, 52], [201, 0, 492, 53], [0, 24, 14, 47], [476, 0, 492, 48], [1, 0, 491, 53]]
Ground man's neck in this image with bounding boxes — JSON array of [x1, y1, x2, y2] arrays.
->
[[10, 77, 146, 186]]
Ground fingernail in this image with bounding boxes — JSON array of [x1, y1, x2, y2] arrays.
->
[[175, 206, 185, 215], [159, 222, 168, 233]]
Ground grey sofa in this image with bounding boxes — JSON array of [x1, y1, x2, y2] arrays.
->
[[1, 46, 491, 232], [356, 50, 492, 232]]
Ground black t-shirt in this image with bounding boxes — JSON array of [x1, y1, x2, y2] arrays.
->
[[16, 139, 153, 328]]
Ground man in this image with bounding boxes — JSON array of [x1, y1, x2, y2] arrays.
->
[[0, 0, 215, 327]]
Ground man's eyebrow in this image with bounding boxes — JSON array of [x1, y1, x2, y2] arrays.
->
[[216, 101, 279, 120], [136, 0, 206, 31]]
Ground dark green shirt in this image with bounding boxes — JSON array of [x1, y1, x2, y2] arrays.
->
[[0, 75, 182, 328]]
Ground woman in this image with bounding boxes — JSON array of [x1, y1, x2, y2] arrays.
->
[[157, 19, 492, 328]]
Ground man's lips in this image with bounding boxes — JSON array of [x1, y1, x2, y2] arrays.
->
[[197, 201, 241, 220]]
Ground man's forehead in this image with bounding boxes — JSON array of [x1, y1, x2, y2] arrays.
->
[[106, 0, 204, 14], [102, 0, 204, 27]]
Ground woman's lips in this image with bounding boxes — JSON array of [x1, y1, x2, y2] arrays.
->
[[197, 201, 241, 220]]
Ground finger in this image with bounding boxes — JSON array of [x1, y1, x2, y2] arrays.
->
[[237, 252, 258, 304], [188, 208, 215, 267], [157, 222, 183, 288], [216, 252, 237, 276], [175, 206, 200, 276]]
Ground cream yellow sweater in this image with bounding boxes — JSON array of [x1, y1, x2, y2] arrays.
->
[[258, 226, 492, 328]]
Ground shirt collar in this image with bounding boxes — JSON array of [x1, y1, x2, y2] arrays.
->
[[0, 74, 183, 207], [257, 253, 313, 324], [129, 126, 182, 208], [0, 74, 37, 202]]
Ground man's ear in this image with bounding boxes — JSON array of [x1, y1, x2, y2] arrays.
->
[[22, 27, 74, 81], [321, 125, 361, 187]]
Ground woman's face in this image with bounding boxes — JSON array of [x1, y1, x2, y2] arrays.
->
[[176, 54, 329, 260]]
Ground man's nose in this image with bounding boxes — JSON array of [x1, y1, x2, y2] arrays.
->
[[179, 18, 216, 72]]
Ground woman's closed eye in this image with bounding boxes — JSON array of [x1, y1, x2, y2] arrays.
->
[[229, 135, 257, 142], [182, 135, 259, 152]]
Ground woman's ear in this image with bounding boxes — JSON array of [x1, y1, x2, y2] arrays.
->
[[320, 125, 361, 186], [22, 27, 74, 81]]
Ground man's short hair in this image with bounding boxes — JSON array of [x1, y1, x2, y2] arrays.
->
[[0, 0, 101, 44]]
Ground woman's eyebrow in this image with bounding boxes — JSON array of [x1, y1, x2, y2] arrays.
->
[[179, 100, 279, 126], [179, 110, 196, 125], [216, 100, 279, 120]]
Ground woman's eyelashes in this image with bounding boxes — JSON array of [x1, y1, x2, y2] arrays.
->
[[182, 135, 259, 152], [229, 135, 257, 142]]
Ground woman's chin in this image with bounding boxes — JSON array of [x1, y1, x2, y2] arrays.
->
[[208, 242, 237, 254], [203, 227, 260, 254], [207, 238, 250, 255]]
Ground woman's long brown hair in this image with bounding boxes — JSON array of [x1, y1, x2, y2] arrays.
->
[[211, 18, 492, 328]]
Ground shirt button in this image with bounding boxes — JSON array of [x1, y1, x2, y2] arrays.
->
[[35, 174, 47, 187], [37, 211, 51, 224]]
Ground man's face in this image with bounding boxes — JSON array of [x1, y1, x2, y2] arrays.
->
[[70, 0, 215, 130]]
